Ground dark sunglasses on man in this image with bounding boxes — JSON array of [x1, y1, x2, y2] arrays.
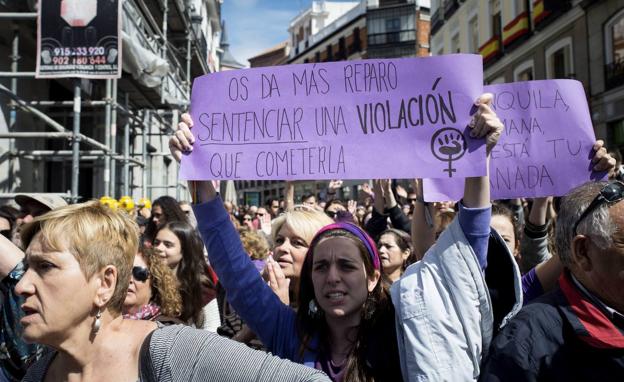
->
[[573, 181, 624, 236], [132, 266, 150, 282]]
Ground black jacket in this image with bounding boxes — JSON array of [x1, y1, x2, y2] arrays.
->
[[480, 276, 624, 381]]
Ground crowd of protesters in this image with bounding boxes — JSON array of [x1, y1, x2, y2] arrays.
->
[[0, 94, 621, 381]]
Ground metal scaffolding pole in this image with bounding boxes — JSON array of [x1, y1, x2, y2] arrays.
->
[[0, 84, 109, 152], [161, 0, 168, 105], [103, 79, 112, 195], [14, 150, 144, 166], [26, 100, 107, 107], [0, 132, 73, 138], [0, 12, 36, 19], [8, 29, 19, 191], [142, 110, 149, 198], [122, 93, 130, 196], [110, 80, 118, 196], [71, 80, 81, 203], [172, 110, 181, 200]]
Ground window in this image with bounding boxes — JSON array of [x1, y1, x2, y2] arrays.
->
[[451, 33, 460, 53], [488, 76, 505, 84], [468, 16, 479, 53], [339, 37, 346, 58], [605, 9, 624, 90], [545, 37, 574, 79], [605, 8, 624, 64], [608, 119, 624, 148], [386, 18, 401, 43], [353, 27, 361, 52], [513, 0, 524, 16], [514, 59, 534, 81], [490, 0, 502, 37], [326, 45, 333, 61]]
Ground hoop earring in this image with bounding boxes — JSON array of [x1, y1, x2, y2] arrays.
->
[[93, 308, 102, 334]]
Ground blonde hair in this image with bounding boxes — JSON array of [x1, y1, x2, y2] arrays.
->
[[271, 208, 333, 246], [21, 201, 139, 315], [239, 228, 270, 260], [140, 248, 182, 317]]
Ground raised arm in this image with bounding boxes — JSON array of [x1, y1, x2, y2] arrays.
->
[[461, 94, 503, 269], [0, 234, 24, 279], [383, 180, 411, 234], [169, 114, 298, 358], [410, 179, 436, 261], [520, 197, 552, 274], [170, 113, 219, 203], [284, 181, 295, 212]]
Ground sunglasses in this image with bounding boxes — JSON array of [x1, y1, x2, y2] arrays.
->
[[326, 210, 338, 219], [132, 266, 150, 282], [573, 181, 624, 236]]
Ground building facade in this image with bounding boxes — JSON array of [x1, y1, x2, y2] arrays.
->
[[234, 0, 431, 206], [249, 41, 290, 68], [586, 0, 624, 152], [430, 0, 624, 152], [0, 0, 223, 202]]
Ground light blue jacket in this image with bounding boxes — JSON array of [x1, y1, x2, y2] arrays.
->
[[391, 218, 523, 381]]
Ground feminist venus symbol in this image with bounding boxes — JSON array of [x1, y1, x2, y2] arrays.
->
[[431, 128, 467, 178]]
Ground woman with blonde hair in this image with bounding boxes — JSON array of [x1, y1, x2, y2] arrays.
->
[[0, 201, 330, 381], [123, 246, 183, 324], [268, 206, 334, 303]]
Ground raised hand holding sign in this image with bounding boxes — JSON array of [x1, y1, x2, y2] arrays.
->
[[179, 55, 487, 181], [424, 80, 610, 201]]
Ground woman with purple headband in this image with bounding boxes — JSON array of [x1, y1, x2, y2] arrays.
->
[[168, 94, 506, 381]]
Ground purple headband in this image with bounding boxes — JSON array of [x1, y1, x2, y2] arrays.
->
[[308, 222, 381, 270]]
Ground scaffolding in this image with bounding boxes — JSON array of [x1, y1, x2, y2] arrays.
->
[[0, 0, 221, 203]]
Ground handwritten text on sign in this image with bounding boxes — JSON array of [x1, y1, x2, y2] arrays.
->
[[423, 80, 603, 201], [179, 55, 487, 180]]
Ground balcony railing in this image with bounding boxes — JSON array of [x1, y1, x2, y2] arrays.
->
[[478, 35, 501, 64], [368, 30, 416, 46], [533, 0, 570, 30], [503, 11, 530, 48], [443, 0, 459, 19], [606, 59, 624, 91], [430, 9, 443, 35]]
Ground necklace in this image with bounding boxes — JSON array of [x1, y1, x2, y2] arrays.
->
[[329, 356, 347, 368]]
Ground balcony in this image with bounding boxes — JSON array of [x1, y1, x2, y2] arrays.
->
[[368, 30, 416, 46], [443, 0, 459, 19], [532, 0, 571, 30], [478, 36, 501, 65], [430, 9, 444, 36], [502, 11, 530, 49], [606, 59, 624, 91]]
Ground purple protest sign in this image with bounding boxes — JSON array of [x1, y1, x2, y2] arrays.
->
[[424, 79, 604, 201], [179, 55, 487, 180]]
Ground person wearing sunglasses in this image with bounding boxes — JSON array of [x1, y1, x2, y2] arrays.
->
[[0, 201, 330, 382], [123, 247, 182, 324], [481, 180, 624, 381]]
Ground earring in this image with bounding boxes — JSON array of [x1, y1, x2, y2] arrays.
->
[[363, 292, 376, 320], [308, 299, 322, 319], [93, 308, 102, 334]]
